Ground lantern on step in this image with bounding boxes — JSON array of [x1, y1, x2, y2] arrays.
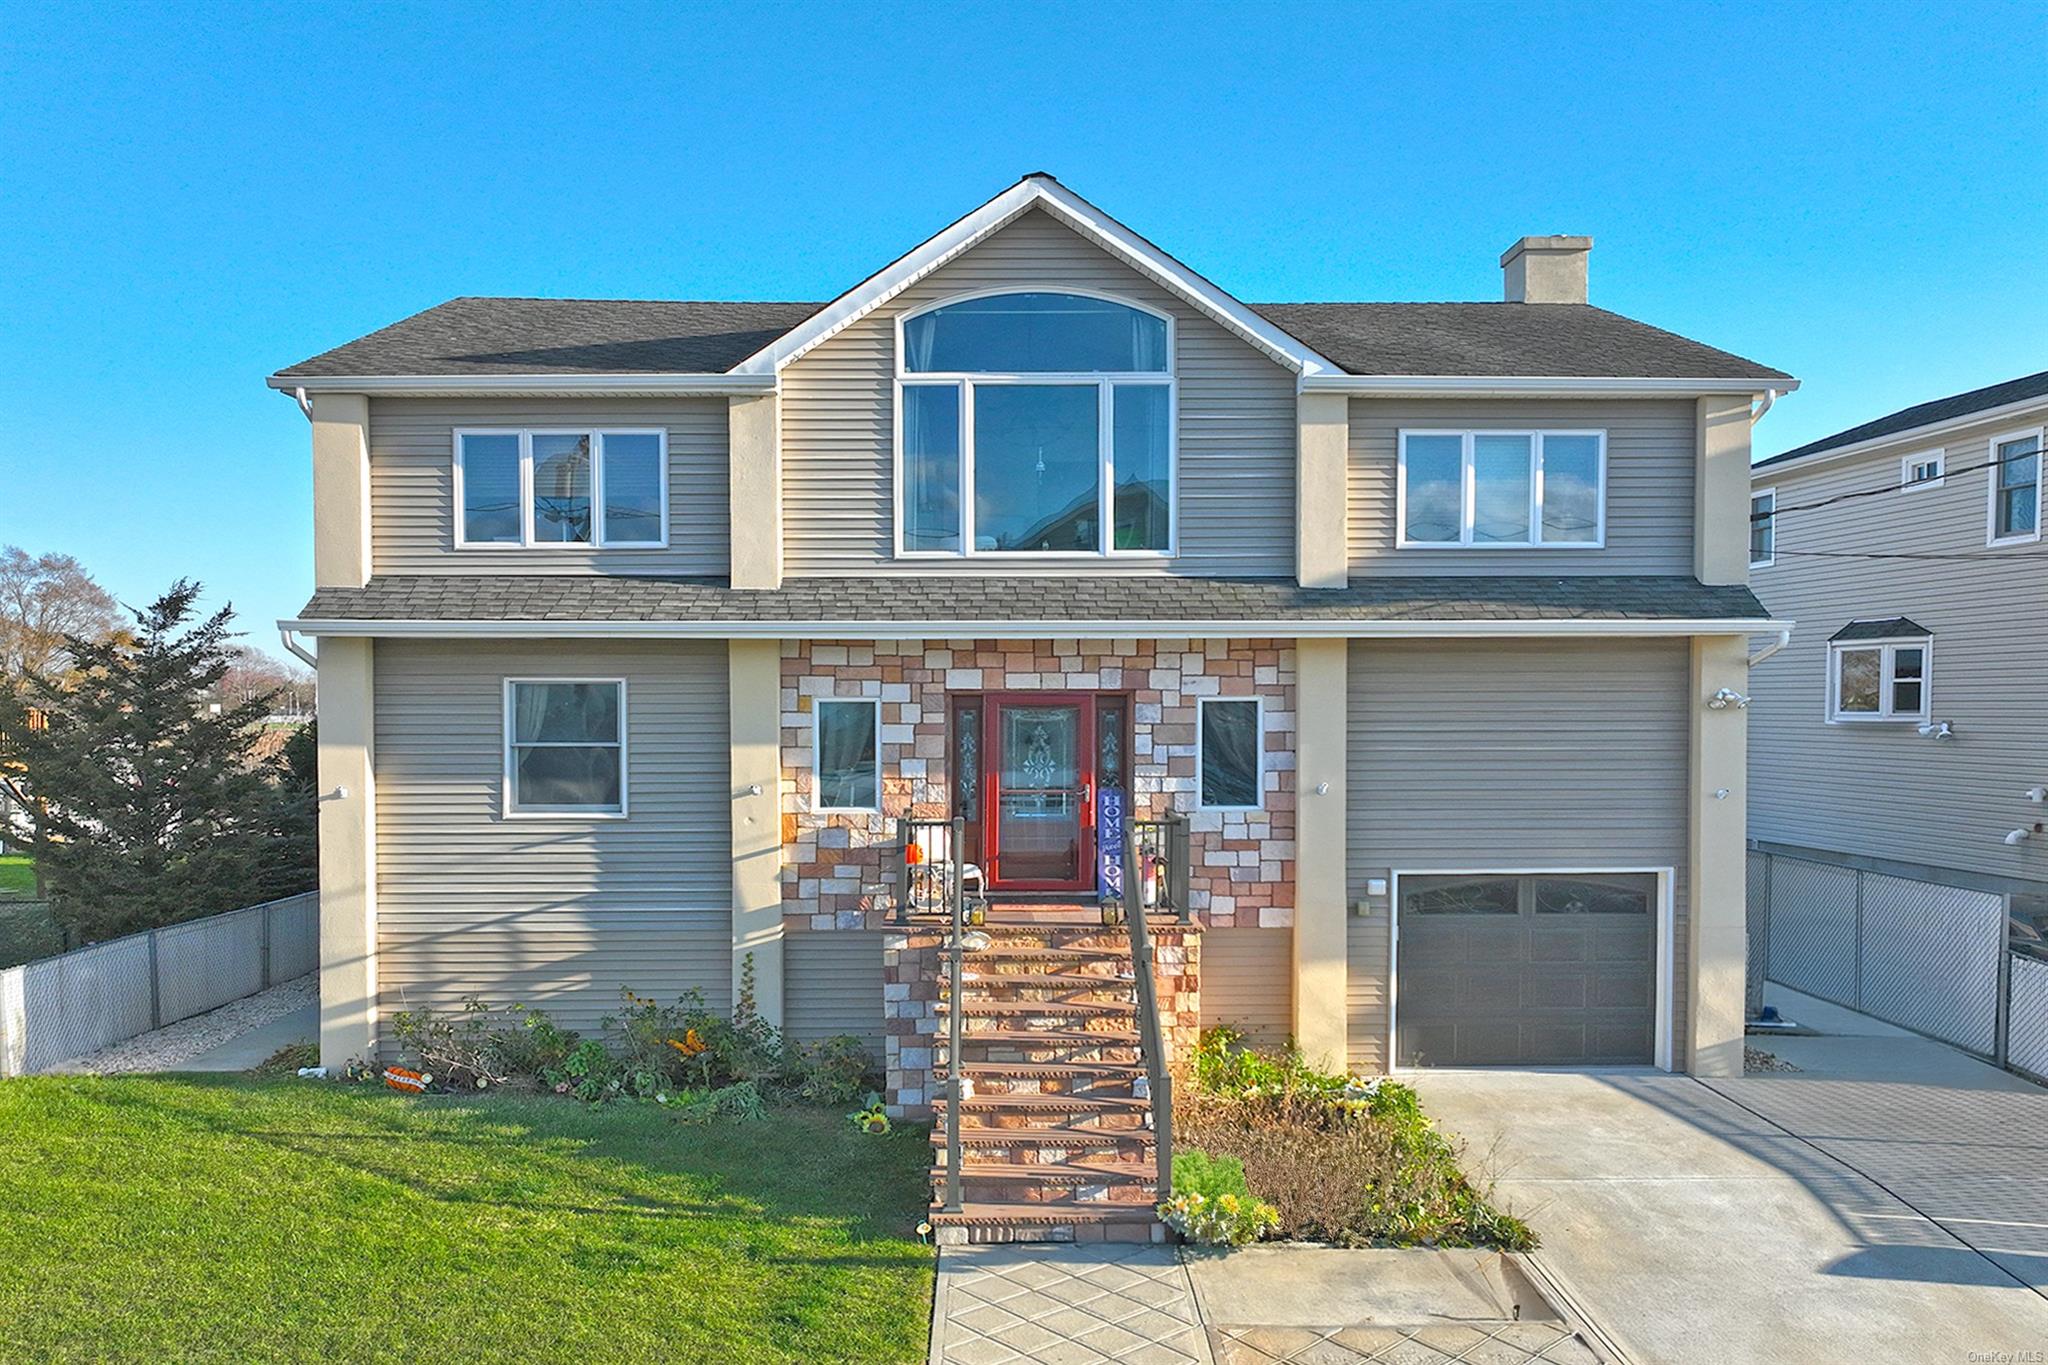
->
[[1142, 854, 1160, 910]]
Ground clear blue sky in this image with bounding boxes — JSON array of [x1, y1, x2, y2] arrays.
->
[[4, 2, 2043, 643]]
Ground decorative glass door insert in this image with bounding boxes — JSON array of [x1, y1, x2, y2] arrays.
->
[[985, 697, 1095, 890]]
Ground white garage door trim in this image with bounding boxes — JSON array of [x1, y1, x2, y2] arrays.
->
[[1389, 866, 1675, 1073]]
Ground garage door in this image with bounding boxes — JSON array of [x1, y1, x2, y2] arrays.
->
[[1396, 872, 1658, 1066]]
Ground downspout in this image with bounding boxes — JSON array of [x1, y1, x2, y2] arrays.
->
[[290, 386, 313, 421], [1747, 625, 1791, 668], [279, 626, 318, 669], [1750, 389, 1781, 426]]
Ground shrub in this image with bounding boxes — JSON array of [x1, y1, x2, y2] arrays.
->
[[794, 1035, 877, 1106], [1177, 1029, 1536, 1251], [1158, 1150, 1278, 1246], [388, 998, 563, 1090]]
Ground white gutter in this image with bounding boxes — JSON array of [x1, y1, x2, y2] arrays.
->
[[278, 627, 318, 668], [266, 373, 778, 398], [1747, 625, 1792, 668], [280, 615, 1785, 643], [1298, 375, 1799, 398]]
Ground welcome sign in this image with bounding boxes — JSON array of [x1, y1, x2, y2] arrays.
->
[[1098, 787, 1125, 900]]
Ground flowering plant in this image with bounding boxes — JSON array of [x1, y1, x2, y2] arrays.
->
[[1158, 1189, 1277, 1246], [848, 1092, 893, 1135]]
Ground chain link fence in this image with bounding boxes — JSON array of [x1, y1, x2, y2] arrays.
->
[[1747, 849, 2043, 1079], [0, 892, 316, 1076]]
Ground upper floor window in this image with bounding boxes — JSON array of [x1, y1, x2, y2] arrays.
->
[[1901, 451, 1945, 491], [1750, 489, 1776, 568], [456, 429, 667, 549], [897, 292, 1173, 557], [1827, 620, 1931, 724], [1988, 429, 2042, 547], [1397, 430, 1606, 549]]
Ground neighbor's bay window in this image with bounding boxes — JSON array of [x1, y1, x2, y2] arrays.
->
[[1399, 430, 1606, 548], [505, 679, 626, 815], [1828, 628, 1931, 723], [898, 292, 1174, 556], [457, 429, 667, 548], [814, 699, 881, 812]]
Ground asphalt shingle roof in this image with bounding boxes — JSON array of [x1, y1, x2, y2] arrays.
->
[[1829, 617, 1931, 642], [295, 575, 1769, 626], [274, 297, 1789, 383], [1758, 370, 2048, 468]]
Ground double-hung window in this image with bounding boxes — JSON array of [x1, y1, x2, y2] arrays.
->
[[813, 699, 881, 812], [1750, 489, 1776, 568], [897, 291, 1174, 557], [1827, 622, 1931, 723], [456, 429, 667, 548], [1197, 697, 1263, 811], [1988, 429, 2042, 546], [1398, 430, 1606, 548], [505, 679, 626, 815]]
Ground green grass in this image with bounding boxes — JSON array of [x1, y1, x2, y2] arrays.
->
[[0, 853, 33, 895], [0, 1076, 936, 1364]]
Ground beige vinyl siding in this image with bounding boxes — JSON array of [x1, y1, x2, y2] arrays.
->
[[368, 397, 729, 575], [780, 208, 1298, 576], [784, 932, 886, 1054], [1344, 639, 1691, 1071], [1200, 927, 1294, 1049], [372, 639, 732, 1044], [1346, 398, 1696, 575], [1750, 404, 2048, 885]]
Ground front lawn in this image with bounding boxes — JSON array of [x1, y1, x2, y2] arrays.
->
[[0, 853, 34, 895], [0, 1076, 935, 1363]]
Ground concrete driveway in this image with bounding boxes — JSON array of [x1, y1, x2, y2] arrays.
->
[[1415, 988, 2048, 1365]]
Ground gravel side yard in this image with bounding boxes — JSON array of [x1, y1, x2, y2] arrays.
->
[[46, 973, 318, 1073]]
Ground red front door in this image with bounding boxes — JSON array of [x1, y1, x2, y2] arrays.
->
[[982, 694, 1096, 892]]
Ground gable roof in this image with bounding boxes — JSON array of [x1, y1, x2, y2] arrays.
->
[[270, 174, 1792, 390], [1829, 617, 1931, 643], [1757, 369, 2048, 470]]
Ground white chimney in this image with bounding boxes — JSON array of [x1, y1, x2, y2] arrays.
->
[[1501, 235, 1592, 304]]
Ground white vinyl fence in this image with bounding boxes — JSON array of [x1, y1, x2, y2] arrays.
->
[[0, 892, 316, 1077], [1749, 850, 2044, 1080]]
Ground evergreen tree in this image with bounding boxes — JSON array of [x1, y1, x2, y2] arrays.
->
[[0, 581, 295, 942]]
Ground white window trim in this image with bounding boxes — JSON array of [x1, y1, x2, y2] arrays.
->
[[502, 677, 629, 818], [1395, 429, 1608, 550], [454, 428, 670, 550], [1387, 867, 1675, 1073], [1825, 637, 1932, 724], [1195, 695, 1265, 812], [1986, 427, 2044, 548], [891, 288, 1178, 561], [1900, 449, 1945, 492], [812, 697, 884, 814], [1749, 488, 1776, 569]]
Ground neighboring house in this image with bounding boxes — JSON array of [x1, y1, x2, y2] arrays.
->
[[1749, 371, 2048, 957], [273, 175, 1789, 1236]]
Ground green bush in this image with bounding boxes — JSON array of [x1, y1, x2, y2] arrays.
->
[[1178, 1029, 1536, 1251], [1158, 1150, 1278, 1246]]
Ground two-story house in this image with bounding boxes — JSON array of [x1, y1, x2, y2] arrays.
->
[[1749, 372, 2048, 1014], [274, 175, 1790, 1238]]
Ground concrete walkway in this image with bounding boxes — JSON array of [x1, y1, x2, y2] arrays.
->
[[1415, 991, 2048, 1365], [930, 1243, 1606, 1364]]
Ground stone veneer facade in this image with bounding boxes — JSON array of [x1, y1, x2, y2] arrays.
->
[[777, 638, 1299, 930]]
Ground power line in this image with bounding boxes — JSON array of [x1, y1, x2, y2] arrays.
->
[[1753, 445, 2039, 522]]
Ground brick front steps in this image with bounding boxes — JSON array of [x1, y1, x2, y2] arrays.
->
[[912, 920, 1198, 1245]]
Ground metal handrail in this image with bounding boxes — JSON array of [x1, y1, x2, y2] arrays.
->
[[943, 814, 966, 1214], [1121, 822, 1174, 1206], [1130, 814, 1193, 923], [895, 817, 958, 923]]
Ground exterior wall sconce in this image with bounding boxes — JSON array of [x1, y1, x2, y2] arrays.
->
[[1707, 688, 1749, 710]]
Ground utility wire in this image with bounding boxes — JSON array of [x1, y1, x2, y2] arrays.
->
[[1753, 446, 2039, 522]]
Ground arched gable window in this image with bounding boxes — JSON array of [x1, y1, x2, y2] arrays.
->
[[897, 291, 1174, 556]]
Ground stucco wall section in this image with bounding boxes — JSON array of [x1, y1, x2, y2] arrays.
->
[[779, 638, 1298, 929]]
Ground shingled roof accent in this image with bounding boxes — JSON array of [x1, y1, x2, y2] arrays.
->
[[1829, 617, 1931, 643], [294, 575, 1769, 626], [1757, 369, 2048, 468], [273, 297, 1789, 383]]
